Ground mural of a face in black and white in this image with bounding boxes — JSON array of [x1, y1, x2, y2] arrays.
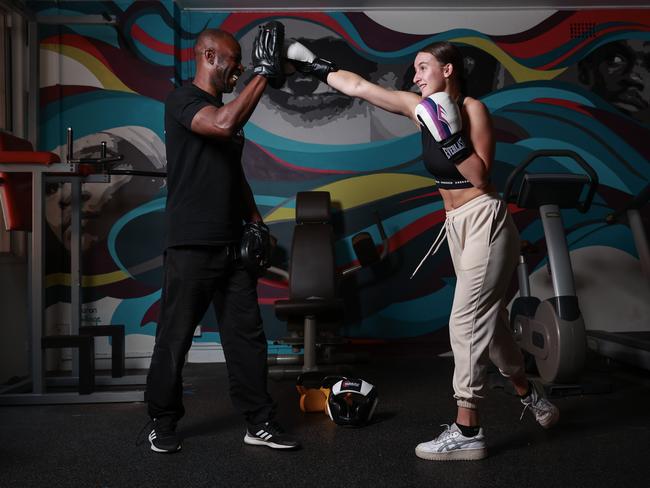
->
[[233, 19, 417, 144], [45, 127, 165, 252], [579, 39, 650, 123]]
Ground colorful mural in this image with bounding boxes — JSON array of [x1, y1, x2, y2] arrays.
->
[[34, 1, 650, 360]]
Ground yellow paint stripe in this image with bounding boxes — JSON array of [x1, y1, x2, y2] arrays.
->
[[41, 43, 134, 93], [264, 173, 435, 223], [452, 36, 566, 82], [45, 269, 130, 288]]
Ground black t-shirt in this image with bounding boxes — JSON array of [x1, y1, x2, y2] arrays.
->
[[164, 84, 245, 248]]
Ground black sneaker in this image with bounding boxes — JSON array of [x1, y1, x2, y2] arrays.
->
[[148, 418, 181, 453], [244, 421, 300, 450]]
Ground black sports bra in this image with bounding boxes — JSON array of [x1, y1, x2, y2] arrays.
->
[[420, 95, 473, 190]]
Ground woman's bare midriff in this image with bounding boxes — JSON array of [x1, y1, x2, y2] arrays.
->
[[439, 183, 497, 212]]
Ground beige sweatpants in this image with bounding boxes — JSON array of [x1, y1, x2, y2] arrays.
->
[[445, 193, 525, 409]]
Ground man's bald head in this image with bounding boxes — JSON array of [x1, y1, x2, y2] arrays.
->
[[192, 28, 243, 95], [194, 29, 237, 59]]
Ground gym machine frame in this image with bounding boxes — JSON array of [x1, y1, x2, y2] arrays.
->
[[270, 195, 389, 378], [503, 149, 598, 385], [587, 184, 650, 370], [0, 128, 164, 405]]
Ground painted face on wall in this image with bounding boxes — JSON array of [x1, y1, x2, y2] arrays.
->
[[231, 18, 417, 144], [45, 169, 132, 252], [45, 129, 165, 252], [579, 39, 650, 122]]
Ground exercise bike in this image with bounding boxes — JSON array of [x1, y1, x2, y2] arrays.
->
[[503, 149, 598, 384]]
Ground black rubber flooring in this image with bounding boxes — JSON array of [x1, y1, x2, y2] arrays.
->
[[2, 345, 650, 488]]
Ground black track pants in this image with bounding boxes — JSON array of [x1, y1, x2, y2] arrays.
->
[[146, 245, 275, 425]]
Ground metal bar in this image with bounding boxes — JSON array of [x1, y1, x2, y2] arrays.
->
[[47, 375, 147, 387], [0, 0, 35, 20], [10, 11, 24, 137], [107, 169, 166, 178], [540, 203, 576, 298], [111, 330, 125, 377], [27, 20, 38, 147], [70, 177, 82, 378], [67, 127, 73, 162], [588, 334, 650, 371], [78, 338, 95, 394], [177, 1, 650, 12], [68, 156, 122, 165], [628, 209, 650, 282], [341, 264, 362, 276], [80, 325, 126, 377], [0, 378, 30, 395], [0, 390, 145, 405], [0, 162, 74, 173], [303, 316, 316, 372], [517, 255, 531, 297], [30, 170, 44, 393]]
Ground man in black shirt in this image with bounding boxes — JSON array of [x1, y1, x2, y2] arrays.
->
[[145, 25, 300, 453]]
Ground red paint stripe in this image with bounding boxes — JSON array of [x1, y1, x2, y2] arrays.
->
[[220, 12, 362, 50], [258, 277, 288, 289], [387, 210, 446, 253], [334, 209, 447, 272], [536, 25, 647, 70], [496, 10, 650, 60], [258, 297, 287, 305], [533, 98, 594, 117], [40, 85, 100, 107], [253, 142, 357, 175], [507, 204, 526, 214], [129, 13, 367, 63], [180, 47, 194, 62], [42, 33, 111, 68], [400, 190, 440, 204], [263, 204, 526, 296], [130, 24, 194, 62], [131, 24, 174, 55]]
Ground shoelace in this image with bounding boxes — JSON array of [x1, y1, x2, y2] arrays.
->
[[519, 403, 530, 421], [520, 388, 550, 420], [435, 424, 453, 441], [410, 224, 447, 279], [135, 419, 154, 446], [261, 421, 284, 436]]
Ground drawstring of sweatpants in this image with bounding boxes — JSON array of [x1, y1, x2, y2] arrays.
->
[[410, 221, 448, 279]]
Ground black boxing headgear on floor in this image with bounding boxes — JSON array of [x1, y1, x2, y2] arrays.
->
[[326, 377, 378, 427]]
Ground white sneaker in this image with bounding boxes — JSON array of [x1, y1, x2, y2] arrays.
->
[[520, 381, 560, 429], [415, 423, 487, 461]]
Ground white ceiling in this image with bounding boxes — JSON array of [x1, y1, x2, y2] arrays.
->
[[176, 0, 650, 10]]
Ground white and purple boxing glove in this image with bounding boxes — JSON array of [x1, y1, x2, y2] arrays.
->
[[415, 92, 473, 164]]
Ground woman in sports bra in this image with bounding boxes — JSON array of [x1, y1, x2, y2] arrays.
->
[[284, 39, 560, 460]]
